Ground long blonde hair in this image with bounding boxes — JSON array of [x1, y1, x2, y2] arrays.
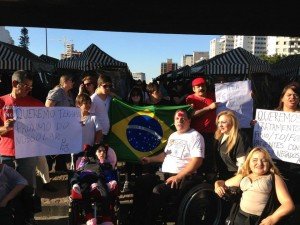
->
[[238, 147, 281, 177], [215, 110, 239, 153]]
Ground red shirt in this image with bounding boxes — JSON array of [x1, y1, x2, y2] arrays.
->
[[0, 94, 44, 156], [186, 93, 216, 133]]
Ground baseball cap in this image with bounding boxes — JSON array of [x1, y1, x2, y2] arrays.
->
[[192, 77, 206, 86]]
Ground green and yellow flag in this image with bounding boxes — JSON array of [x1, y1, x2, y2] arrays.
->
[[108, 98, 191, 162]]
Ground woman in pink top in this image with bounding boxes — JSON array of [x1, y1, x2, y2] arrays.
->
[[214, 147, 294, 225]]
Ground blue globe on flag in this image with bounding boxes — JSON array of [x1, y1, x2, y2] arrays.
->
[[126, 115, 163, 152]]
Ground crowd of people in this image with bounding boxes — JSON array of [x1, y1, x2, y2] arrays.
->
[[0, 69, 299, 225]]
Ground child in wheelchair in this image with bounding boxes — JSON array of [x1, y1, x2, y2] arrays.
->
[[70, 143, 118, 225]]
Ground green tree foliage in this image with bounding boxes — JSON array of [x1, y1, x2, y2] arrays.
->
[[259, 54, 286, 64], [19, 27, 30, 50]]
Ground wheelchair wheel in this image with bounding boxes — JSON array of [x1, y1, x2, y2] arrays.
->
[[177, 183, 222, 225], [68, 200, 82, 225]]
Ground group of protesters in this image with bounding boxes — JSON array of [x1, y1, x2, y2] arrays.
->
[[0, 69, 299, 225]]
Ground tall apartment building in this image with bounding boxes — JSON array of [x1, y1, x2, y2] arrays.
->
[[60, 43, 82, 59], [210, 35, 234, 58], [234, 36, 267, 56], [161, 59, 177, 74], [0, 26, 14, 44], [267, 36, 300, 56], [132, 72, 146, 81]]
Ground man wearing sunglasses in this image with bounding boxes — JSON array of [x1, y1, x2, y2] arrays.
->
[[90, 73, 113, 142], [0, 70, 44, 225]]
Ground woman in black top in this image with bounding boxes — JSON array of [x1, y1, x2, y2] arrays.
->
[[215, 110, 251, 180]]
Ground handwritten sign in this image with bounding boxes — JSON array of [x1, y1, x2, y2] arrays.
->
[[13, 107, 82, 158], [215, 80, 253, 128], [253, 109, 300, 164]]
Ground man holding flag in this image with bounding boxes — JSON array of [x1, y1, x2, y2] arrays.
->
[[132, 109, 205, 225]]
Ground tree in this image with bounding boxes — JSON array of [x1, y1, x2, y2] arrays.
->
[[259, 54, 286, 64], [19, 27, 30, 50]]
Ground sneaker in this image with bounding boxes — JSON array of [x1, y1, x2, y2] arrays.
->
[[71, 184, 82, 199], [43, 182, 58, 192], [86, 217, 97, 225], [121, 181, 130, 193]]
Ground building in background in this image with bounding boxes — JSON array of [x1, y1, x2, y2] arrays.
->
[[267, 36, 300, 56], [0, 26, 14, 44], [181, 54, 193, 66], [60, 43, 82, 59], [132, 72, 146, 81], [182, 52, 209, 67], [160, 58, 177, 74], [193, 51, 209, 63], [234, 36, 267, 56], [210, 35, 267, 57], [210, 35, 234, 58], [210, 35, 300, 58]]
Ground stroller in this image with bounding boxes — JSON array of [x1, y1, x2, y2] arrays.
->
[[68, 144, 120, 225]]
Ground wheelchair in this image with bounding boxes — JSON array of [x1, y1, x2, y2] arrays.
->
[[68, 168, 121, 225], [129, 171, 223, 225], [68, 146, 121, 225]]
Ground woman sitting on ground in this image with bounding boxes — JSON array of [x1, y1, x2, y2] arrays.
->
[[214, 147, 295, 225]]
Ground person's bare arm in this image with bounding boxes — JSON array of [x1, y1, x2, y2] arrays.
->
[[141, 152, 166, 164], [94, 130, 103, 144], [215, 174, 243, 197], [0, 119, 14, 136], [192, 102, 218, 117], [0, 184, 26, 207], [166, 157, 203, 188], [45, 99, 56, 107], [260, 175, 295, 225]]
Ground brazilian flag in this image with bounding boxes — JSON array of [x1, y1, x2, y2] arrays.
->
[[108, 98, 191, 162]]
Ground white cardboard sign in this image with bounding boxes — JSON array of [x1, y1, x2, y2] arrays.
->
[[253, 109, 300, 164], [13, 107, 82, 158], [215, 80, 253, 128]]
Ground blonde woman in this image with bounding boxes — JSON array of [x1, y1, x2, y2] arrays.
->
[[215, 110, 251, 179], [215, 147, 295, 225]]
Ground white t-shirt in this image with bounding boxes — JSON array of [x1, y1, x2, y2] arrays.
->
[[90, 93, 111, 135], [82, 114, 102, 147], [161, 128, 205, 174]]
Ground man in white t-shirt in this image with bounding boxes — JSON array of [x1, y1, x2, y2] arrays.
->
[[133, 109, 205, 225]]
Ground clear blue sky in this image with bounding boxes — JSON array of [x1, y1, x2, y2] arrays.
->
[[6, 26, 219, 82]]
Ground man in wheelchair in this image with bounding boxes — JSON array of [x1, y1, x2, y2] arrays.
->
[[132, 109, 205, 225], [0, 162, 39, 225], [69, 143, 118, 225]]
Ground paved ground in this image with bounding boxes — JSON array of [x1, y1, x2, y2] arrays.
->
[[35, 170, 300, 225]]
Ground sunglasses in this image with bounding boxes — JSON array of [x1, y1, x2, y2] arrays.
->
[[18, 82, 33, 89], [101, 84, 112, 89], [84, 83, 92, 87]]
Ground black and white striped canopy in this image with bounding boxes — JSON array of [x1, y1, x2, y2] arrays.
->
[[0, 41, 54, 72], [205, 47, 271, 75], [271, 55, 300, 77], [57, 44, 127, 71], [0, 41, 31, 70]]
